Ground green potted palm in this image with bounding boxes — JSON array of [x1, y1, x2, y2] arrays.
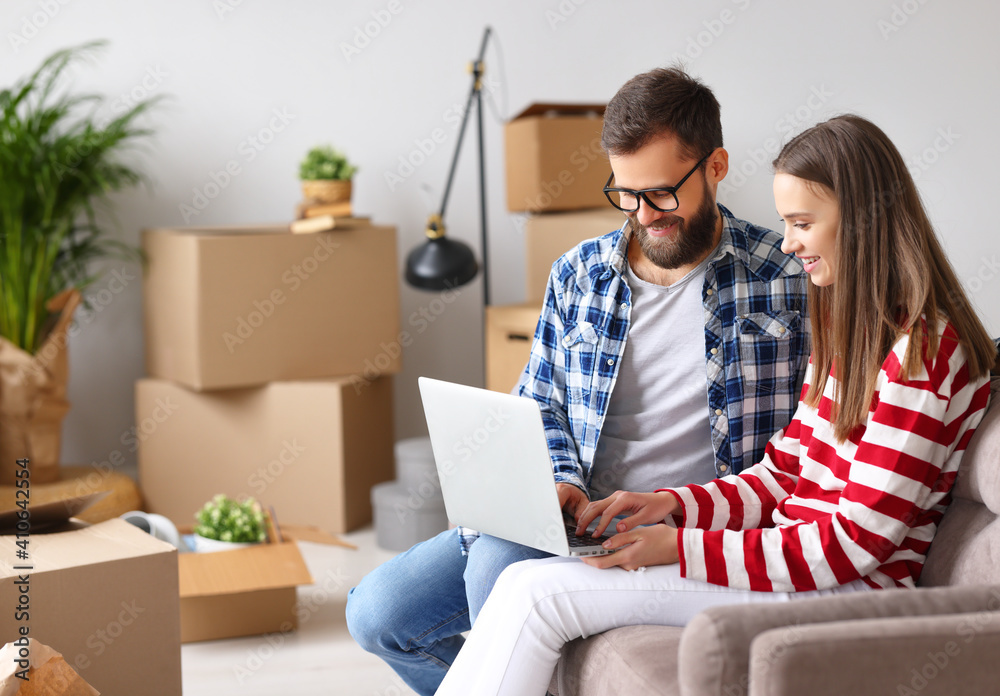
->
[[298, 145, 357, 205], [0, 41, 159, 484]]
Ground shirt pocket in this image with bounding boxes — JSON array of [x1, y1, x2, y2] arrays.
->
[[561, 321, 599, 400], [737, 311, 801, 393]]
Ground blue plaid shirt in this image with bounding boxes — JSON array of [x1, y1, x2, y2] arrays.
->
[[459, 204, 809, 553]]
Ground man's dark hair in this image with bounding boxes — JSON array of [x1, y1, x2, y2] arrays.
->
[[601, 66, 723, 161]]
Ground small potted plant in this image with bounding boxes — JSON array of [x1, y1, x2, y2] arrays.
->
[[192, 494, 268, 552], [298, 144, 357, 204]]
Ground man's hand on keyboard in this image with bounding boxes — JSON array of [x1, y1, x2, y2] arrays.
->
[[556, 482, 589, 524]]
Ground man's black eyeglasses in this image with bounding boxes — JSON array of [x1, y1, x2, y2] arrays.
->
[[603, 153, 712, 213]]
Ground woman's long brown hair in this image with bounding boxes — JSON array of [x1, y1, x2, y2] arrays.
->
[[773, 115, 996, 442]]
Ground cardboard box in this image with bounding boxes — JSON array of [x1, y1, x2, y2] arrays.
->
[[177, 522, 349, 643], [486, 304, 542, 393], [0, 519, 182, 695], [505, 103, 610, 213], [143, 223, 401, 391], [178, 537, 313, 643], [136, 375, 395, 534], [524, 208, 626, 302]]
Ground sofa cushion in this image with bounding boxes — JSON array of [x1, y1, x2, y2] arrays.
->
[[749, 611, 1000, 696], [553, 625, 683, 696], [921, 376, 1000, 587], [920, 498, 1000, 586], [677, 584, 1000, 696]]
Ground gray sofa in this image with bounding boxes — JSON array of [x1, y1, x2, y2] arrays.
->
[[552, 374, 1000, 696]]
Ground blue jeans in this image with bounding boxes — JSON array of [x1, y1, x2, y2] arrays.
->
[[346, 529, 552, 696]]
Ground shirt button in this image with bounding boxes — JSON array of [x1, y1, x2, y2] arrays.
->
[[719, 464, 729, 473], [714, 408, 723, 416], [778, 326, 786, 334], [706, 289, 714, 296], [607, 358, 614, 366], [620, 302, 628, 310], [710, 348, 718, 355]]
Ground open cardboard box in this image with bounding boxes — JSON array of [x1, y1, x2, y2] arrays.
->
[[505, 103, 609, 213], [176, 517, 354, 643]]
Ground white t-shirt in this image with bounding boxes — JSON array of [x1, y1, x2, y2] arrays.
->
[[588, 253, 719, 500]]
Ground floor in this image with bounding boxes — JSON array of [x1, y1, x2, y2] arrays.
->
[[180, 525, 420, 696]]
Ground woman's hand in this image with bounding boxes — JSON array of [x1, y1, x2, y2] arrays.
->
[[576, 490, 680, 538], [581, 523, 680, 570]]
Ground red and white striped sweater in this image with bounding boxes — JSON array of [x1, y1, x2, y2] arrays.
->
[[664, 320, 992, 592]]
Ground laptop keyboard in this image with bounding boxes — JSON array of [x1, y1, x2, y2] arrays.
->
[[565, 523, 610, 548]]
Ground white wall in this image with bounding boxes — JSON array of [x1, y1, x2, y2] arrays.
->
[[4, 0, 998, 473]]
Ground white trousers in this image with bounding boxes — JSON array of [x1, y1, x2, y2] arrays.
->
[[435, 556, 870, 696]]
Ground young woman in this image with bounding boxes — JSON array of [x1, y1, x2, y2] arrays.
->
[[434, 115, 997, 696]]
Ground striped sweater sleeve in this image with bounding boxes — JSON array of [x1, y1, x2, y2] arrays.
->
[[665, 325, 991, 592]]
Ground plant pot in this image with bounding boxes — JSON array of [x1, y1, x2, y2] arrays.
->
[[191, 533, 262, 553], [301, 179, 352, 205], [0, 289, 82, 485]]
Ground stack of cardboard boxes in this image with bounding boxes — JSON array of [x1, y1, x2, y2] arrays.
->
[[138, 221, 400, 533], [136, 220, 401, 641], [487, 104, 625, 392]]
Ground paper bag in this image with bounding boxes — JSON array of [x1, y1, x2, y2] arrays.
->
[[0, 638, 98, 696], [0, 289, 81, 484]]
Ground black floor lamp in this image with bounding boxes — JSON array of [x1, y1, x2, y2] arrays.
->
[[403, 26, 492, 308]]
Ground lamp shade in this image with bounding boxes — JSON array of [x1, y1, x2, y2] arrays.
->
[[404, 236, 479, 291]]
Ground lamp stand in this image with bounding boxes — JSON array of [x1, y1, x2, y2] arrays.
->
[[405, 26, 492, 307]]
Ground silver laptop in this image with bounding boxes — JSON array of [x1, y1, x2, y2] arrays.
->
[[418, 377, 612, 557]]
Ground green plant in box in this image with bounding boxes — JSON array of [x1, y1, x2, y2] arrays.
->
[[194, 494, 267, 543]]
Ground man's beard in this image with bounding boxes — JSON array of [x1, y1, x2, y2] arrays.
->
[[629, 184, 719, 270]]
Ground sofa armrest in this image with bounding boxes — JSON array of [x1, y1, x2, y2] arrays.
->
[[678, 584, 1000, 696], [749, 612, 1000, 696]]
